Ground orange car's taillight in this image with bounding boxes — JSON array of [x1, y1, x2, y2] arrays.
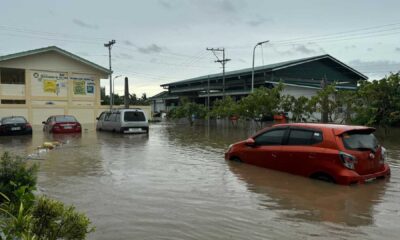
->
[[380, 147, 387, 164], [339, 151, 357, 170]]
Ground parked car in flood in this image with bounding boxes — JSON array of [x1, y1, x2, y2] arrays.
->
[[96, 109, 149, 134], [42, 115, 82, 134], [0, 116, 32, 136], [225, 123, 390, 185]]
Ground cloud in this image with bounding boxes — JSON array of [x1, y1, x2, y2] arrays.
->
[[395, 47, 400, 52], [72, 19, 98, 29], [347, 59, 400, 79], [219, 0, 237, 13], [269, 43, 324, 56], [123, 40, 135, 46], [117, 53, 134, 60], [158, 0, 172, 9], [191, 0, 238, 14], [367, 48, 373, 52], [344, 45, 356, 50], [293, 45, 317, 54], [137, 44, 163, 54], [246, 17, 273, 27]]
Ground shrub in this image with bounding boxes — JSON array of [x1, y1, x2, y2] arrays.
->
[[31, 196, 94, 240], [0, 152, 38, 206], [0, 153, 94, 240]]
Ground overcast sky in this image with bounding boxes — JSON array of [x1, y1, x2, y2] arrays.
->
[[1, 0, 400, 97]]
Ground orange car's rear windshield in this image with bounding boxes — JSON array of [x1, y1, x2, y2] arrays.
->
[[342, 131, 379, 152]]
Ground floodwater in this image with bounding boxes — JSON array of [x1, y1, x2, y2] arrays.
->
[[1, 122, 400, 240]]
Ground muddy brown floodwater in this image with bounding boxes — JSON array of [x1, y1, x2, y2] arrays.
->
[[1, 122, 400, 240]]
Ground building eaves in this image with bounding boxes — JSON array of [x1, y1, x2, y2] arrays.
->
[[149, 91, 179, 100], [0, 46, 111, 75]]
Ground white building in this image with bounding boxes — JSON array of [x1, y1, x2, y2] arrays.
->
[[0, 46, 110, 125]]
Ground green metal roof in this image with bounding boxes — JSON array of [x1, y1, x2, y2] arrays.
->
[[149, 91, 179, 100], [161, 54, 367, 87], [0, 46, 111, 75]]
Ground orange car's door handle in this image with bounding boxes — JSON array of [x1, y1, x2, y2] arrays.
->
[[309, 153, 317, 159], [271, 153, 277, 158]]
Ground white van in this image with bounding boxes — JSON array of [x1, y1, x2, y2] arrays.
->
[[96, 109, 149, 134]]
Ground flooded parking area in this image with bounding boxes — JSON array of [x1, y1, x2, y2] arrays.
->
[[1, 122, 400, 240]]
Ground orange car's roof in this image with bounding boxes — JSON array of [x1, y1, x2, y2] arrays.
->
[[273, 123, 375, 135]]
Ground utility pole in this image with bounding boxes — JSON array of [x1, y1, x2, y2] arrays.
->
[[206, 48, 230, 98], [124, 77, 129, 109], [207, 75, 210, 125], [104, 39, 116, 111]]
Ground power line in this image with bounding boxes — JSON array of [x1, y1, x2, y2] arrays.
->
[[227, 22, 400, 49]]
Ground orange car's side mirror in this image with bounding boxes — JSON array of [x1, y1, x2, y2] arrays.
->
[[245, 138, 255, 146]]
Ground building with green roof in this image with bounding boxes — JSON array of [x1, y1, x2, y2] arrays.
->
[[150, 54, 367, 114]]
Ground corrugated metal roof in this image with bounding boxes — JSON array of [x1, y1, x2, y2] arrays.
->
[[161, 54, 367, 87], [0, 46, 111, 75], [149, 91, 179, 100]]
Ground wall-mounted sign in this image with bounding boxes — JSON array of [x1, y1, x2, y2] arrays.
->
[[86, 85, 94, 94], [43, 80, 58, 93], [71, 74, 96, 96], [32, 71, 67, 96], [73, 80, 86, 95]]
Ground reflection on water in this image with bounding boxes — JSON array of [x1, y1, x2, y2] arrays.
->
[[228, 161, 386, 226], [0, 122, 399, 240]]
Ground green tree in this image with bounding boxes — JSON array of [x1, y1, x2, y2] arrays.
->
[[352, 73, 400, 127], [281, 95, 311, 122], [335, 90, 358, 124], [168, 97, 207, 126], [238, 84, 284, 120], [209, 96, 239, 119], [308, 84, 337, 123]]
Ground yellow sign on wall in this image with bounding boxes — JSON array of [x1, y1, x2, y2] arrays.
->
[[43, 80, 57, 93], [73, 80, 86, 95]]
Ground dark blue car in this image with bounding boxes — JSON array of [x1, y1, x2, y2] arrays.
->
[[0, 116, 32, 136]]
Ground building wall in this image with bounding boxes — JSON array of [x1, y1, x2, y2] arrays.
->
[[152, 99, 166, 113], [281, 85, 318, 99], [0, 51, 108, 125]]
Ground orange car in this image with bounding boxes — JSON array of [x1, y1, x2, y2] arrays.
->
[[225, 123, 390, 185]]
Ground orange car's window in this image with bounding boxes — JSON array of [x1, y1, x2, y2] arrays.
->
[[255, 129, 286, 146], [287, 129, 323, 145]]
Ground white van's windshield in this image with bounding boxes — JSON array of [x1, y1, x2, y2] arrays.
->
[[124, 111, 145, 122]]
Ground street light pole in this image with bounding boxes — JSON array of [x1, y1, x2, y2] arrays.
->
[[251, 40, 269, 93], [112, 75, 122, 105], [104, 39, 116, 111]]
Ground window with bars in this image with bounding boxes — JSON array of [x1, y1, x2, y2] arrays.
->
[[0, 68, 25, 84]]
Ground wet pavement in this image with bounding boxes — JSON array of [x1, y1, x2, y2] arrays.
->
[[0, 122, 399, 240]]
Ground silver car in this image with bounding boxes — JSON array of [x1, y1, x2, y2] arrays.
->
[[96, 109, 149, 134]]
